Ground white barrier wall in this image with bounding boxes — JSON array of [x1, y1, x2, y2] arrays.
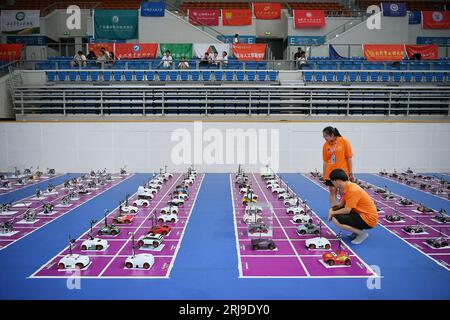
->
[[1, 121, 449, 173]]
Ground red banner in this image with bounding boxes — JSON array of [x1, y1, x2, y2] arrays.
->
[[87, 43, 115, 57], [188, 9, 219, 26], [363, 44, 404, 61], [0, 44, 23, 61], [114, 43, 158, 59], [293, 10, 325, 28], [232, 44, 266, 61], [253, 3, 281, 20], [222, 9, 252, 26], [405, 44, 439, 60], [422, 11, 450, 29]]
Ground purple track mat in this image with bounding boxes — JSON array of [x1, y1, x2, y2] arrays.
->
[[0, 173, 63, 195], [32, 173, 204, 279], [304, 173, 450, 271], [0, 174, 132, 250], [231, 173, 378, 278], [376, 172, 449, 201]]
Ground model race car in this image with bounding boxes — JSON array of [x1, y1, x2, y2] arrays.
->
[[168, 196, 185, 207], [292, 213, 313, 224], [133, 198, 150, 207], [381, 192, 396, 200], [157, 213, 178, 223], [278, 192, 293, 201], [296, 223, 320, 235], [242, 192, 258, 205], [251, 238, 276, 250], [284, 197, 300, 207], [119, 204, 138, 214], [403, 225, 424, 234], [322, 250, 352, 266], [147, 224, 171, 236], [245, 203, 263, 214], [97, 212, 120, 236], [416, 204, 434, 214], [399, 198, 413, 206], [271, 187, 286, 195], [125, 253, 155, 270], [433, 210, 450, 223], [385, 214, 403, 222], [138, 234, 164, 248], [425, 237, 448, 249], [305, 237, 331, 250], [160, 205, 178, 215], [80, 237, 108, 251], [112, 214, 134, 225], [58, 238, 90, 270], [247, 223, 270, 234], [242, 210, 263, 224]]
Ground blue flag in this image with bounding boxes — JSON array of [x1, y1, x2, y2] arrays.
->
[[381, 3, 407, 17], [408, 11, 421, 24], [329, 45, 345, 59], [140, 2, 165, 17]]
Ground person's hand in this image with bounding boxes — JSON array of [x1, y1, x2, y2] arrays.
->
[[328, 208, 334, 221], [349, 173, 354, 182]]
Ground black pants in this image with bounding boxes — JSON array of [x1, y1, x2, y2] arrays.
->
[[334, 210, 373, 230]]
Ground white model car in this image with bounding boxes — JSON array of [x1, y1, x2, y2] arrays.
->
[[246, 203, 263, 213], [160, 205, 178, 215], [240, 187, 252, 194], [284, 198, 299, 207], [162, 172, 173, 179], [169, 198, 185, 206], [266, 183, 279, 190], [158, 213, 178, 223], [149, 178, 163, 185], [120, 204, 138, 214], [278, 192, 292, 200], [286, 206, 306, 215], [58, 254, 90, 270], [137, 186, 157, 199], [305, 237, 331, 250], [183, 177, 195, 185], [147, 183, 161, 190], [133, 199, 150, 207], [272, 187, 286, 194], [292, 213, 313, 224], [125, 253, 155, 269], [173, 193, 188, 200], [80, 237, 108, 251], [243, 212, 264, 224], [138, 234, 164, 248]]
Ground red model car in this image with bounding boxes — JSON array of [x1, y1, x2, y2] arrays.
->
[[322, 250, 352, 266], [147, 224, 171, 236], [112, 214, 134, 224]]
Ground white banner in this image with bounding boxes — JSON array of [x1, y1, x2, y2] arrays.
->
[[1, 10, 41, 34], [193, 43, 231, 58]]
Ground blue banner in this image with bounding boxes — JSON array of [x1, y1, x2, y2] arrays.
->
[[217, 35, 256, 44], [7, 35, 47, 46], [287, 36, 325, 46], [381, 3, 407, 17], [417, 37, 450, 46], [408, 11, 421, 24], [140, 2, 165, 17], [329, 44, 345, 59]]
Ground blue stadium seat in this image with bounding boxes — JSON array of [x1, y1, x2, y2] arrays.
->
[[180, 71, 189, 81], [325, 72, 334, 82], [214, 71, 223, 81], [257, 62, 267, 69], [392, 72, 402, 82], [201, 71, 211, 81], [236, 71, 245, 81], [424, 72, 433, 82], [79, 71, 88, 81], [435, 72, 444, 82], [369, 72, 379, 82], [57, 71, 67, 81], [102, 70, 111, 81], [304, 71, 313, 82], [169, 71, 178, 81], [359, 72, 368, 82], [314, 72, 324, 82], [158, 71, 167, 81], [146, 71, 155, 81], [348, 71, 357, 82], [336, 71, 345, 82], [247, 71, 256, 81], [46, 71, 56, 81], [413, 72, 423, 82], [124, 71, 133, 81], [90, 71, 99, 81], [225, 71, 234, 81], [257, 71, 267, 81], [191, 71, 200, 81], [268, 71, 277, 81], [68, 71, 77, 81], [135, 71, 144, 81], [380, 72, 390, 82], [403, 72, 412, 82], [113, 71, 123, 81]]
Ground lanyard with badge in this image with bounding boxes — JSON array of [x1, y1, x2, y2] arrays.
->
[[330, 142, 337, 164]]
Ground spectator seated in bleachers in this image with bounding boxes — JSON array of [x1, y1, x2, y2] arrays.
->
[[221, 51, 228, 68], [158, 50, 173, 69], [178, 56, 190, 70], [297, 52, 309, 70], [96, 47, 111, 67], [199, 52, 212, 67], [70, 51, 87, 68], [86, 50, 97, 61]]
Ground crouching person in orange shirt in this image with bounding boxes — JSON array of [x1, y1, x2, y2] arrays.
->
[[327, 169, 378, 245]]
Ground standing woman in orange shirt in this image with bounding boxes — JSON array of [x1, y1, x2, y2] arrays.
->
[[322, 127, 354, 206]]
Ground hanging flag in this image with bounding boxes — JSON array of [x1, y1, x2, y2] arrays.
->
[[287, 36, 325, 45], [188, 9, 219, 26], [94, 10, 138, 40], [217, 35, 256, 44], [405, 45, 439, 60], [417, 36, 450, 46], [140, 2, 165, 17], [253, 3, 281, 20], [293, 10, 326, 28], [114, 43, 158, 59], [0, 44, 23, 61], [193, 44, 231, 58], [363, 44, 404, 61], [231, 44, 266, 61], [159, 43, 193, 59], [1, 10, 40, 34], [329, 45, 345, 59], [408, 11, 421, 24], [222, 9, 252, 26], [87, 43, 115, 57], [381, 3, 407, 17], [422, 11, 450, 29]]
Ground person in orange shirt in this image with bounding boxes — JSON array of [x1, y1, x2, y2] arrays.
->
[[322, 126, 353, 206], [327, 169, 378, 244]]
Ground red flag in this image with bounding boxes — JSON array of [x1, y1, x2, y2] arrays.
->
[[87, 43, 115, 57], [222, 9, 252, 26], [114, 43, 158, 59], [293, 10, 325, 28], [422, 11, 450, 29], [405, 45, 439, 60], [0, 44, 23, 61], [188, 9, 219, 26], [363, 44, 404, 61], [232, 44, 266, 61], [253, 3, 281, 20]]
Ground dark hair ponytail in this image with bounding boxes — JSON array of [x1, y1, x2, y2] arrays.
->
[[322, 126, 342, 137]]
